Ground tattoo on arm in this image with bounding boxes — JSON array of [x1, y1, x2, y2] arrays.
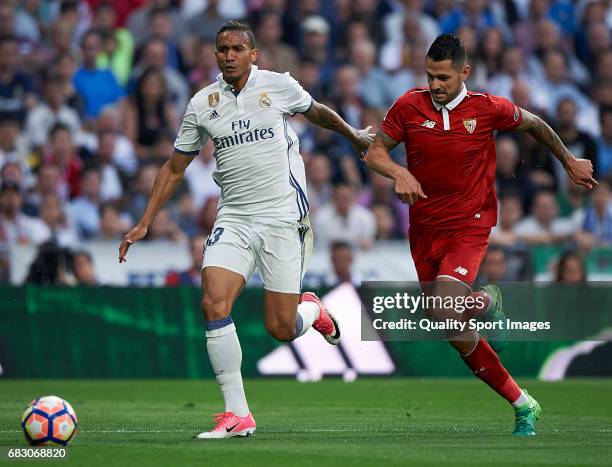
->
[[375, 129, 400, 152], [517, 109, 572, 166], [304, 101, 354, 140]]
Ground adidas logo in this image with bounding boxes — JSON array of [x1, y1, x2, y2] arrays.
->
[[421, 120, 436, 128], [209, 110, 221, 120], [454, 266, 468, 276]]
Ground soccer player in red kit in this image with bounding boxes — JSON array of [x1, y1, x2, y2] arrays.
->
[[364, 34, 597, 436]]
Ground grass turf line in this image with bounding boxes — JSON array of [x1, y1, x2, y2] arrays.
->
[[0, 378, 611, 467]]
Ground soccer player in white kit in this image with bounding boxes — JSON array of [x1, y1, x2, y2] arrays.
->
[[118, 21, 374, 438]]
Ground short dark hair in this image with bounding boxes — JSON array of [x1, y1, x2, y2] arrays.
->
[[216, 20, 256, 49], [427, 34, 467, 69]]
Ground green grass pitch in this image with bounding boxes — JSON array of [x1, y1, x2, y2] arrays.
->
[[1, 378, 611, 467]]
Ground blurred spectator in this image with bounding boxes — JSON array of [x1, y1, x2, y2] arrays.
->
[[323, 240, 361, 287], [554, 250, 587, 283], [188, 0, 226, 43], [351, 39, 390, 109], [73, 29, 124, 119], [128, 38, 189, 114], [38, 193, 79, 247], [0, 35, 36, 123], [128, 162, 159, 221], [301, 15, 334, 89], [127, 0, 181, 48], [0, 113, 28, 173], [73, 249, 97, 285], [187, 40, 217, 94], [97, 202, 129, 240], [478, 246, 508, 282], [333, 65, 363, 131], [67, 166, 102, 239], [514, 190, 577, 245], [495, 136, 534, 211], [383, 0, 439, 47], [439, 0, 497, 37], [23, 163, 64, 216], [597, 107, 612, 178], [531, 49, 596, 134], [358, 170, 408, 239], [555, 98, 598, 190], [53, 52, 86, 118], [91, 2, 134, 85], [0, 180, 46, 244], [25, 241, 73, 285], [147, 6, 181, 71], [255, 11, 298, 75], [45, 123, 83, 199], [305, 152, 333, 214], [95, 130, 123, 202], [24, 73, 81, 151], [313, 182, 376, 250], [148, 207, 186, 242], [184, 141, 219, 211], [165, 234, 204, 287], [490, 193, 524, 248], [576, 181, 612, 250], [125, 67, 178, 160]]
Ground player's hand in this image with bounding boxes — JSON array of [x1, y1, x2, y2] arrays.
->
[[394, 169, 428, 205], [352, 126, 376, 158], [119, 224, 148, 263], [565, 157, 598, 189]]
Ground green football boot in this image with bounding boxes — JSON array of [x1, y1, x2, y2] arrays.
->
[[479, 284, 508, 353], [513, 391, 542, 436]]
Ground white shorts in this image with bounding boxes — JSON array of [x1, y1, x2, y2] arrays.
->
[[202, 216, 313, 294]]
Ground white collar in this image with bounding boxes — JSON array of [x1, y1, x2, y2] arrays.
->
[[217, 65, 258, 92], [431, 84, 467, 111]]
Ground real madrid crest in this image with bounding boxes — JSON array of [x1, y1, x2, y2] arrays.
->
[[208, 92, 220, 107], [463, 117, 477, 134], [259, 92, 271, 108]]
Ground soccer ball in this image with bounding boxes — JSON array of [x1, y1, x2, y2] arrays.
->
[[21, 396, 78, 446]]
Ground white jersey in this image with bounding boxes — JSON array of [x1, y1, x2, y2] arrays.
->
[[174, 65, 312, 221]]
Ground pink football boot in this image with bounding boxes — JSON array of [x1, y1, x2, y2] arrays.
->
[[196, 412, 256, 439], [300, 292, 341, 345]]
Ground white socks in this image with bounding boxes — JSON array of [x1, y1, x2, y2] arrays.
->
[[511, 390, 529, 408], [294, 301, 320, 338], [205, 318, 250, 417]]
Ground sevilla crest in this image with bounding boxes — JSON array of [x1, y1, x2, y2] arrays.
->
[[463, 118, 477, 134]]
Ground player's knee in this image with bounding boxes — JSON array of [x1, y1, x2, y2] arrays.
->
[[265, 320, 295, 342], [201, 295, 231, 321]]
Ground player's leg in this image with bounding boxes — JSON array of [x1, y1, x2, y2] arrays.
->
[[197, 225, 257, 439], [436, 229, 541, 435], [258, 219, 340, 344]]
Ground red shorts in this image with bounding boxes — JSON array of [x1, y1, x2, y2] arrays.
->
[[408, 226, 491, 288]]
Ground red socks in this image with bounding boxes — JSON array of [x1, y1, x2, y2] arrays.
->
[[462, 336, 522, 403]]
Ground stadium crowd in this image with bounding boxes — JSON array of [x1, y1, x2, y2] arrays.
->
[[0, 0, 611, 285]]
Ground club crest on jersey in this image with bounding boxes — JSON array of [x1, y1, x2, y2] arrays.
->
[[463, 118, 477, 134], [208, 92, 220, 107], [259, 92, 271, 108]]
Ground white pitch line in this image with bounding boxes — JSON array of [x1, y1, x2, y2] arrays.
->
[[2, 428, 612, 434]]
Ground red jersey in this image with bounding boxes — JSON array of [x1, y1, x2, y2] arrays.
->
[[381, 86, 522, 230]]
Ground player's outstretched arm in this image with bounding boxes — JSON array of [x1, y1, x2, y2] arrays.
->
[[303, 101, 375, 156], [363, 130, 427, 205], [517, 108, 598, 189], [118, 151, 195, 262]]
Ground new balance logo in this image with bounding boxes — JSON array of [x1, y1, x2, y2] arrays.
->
[[209, 110, 221, 120], [421, 120, 436, 128], [454, 266, 468, 276]]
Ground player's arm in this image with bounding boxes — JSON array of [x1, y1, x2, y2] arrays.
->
[[516, 108, 598, 189], [302, 101, 374, 156], [363, 130, 427, 205], [118, 151, 195, 262]]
